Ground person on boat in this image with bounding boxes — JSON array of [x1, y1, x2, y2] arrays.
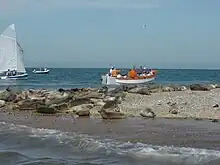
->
[[12, 70, 16, 76], [6, 70, 9, 76], [128, 68, 137, 79], [111, 67, 120, 77], [116, 73, 122, 78], [6, 69, 11, 76], [109, 66, 114, 76]]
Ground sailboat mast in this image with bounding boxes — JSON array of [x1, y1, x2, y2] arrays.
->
[[12, 24, 18, 71]]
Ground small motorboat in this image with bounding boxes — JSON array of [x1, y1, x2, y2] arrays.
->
[[33, 68, 50, 74]]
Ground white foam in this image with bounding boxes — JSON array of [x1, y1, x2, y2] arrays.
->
[[0, 121, 220, 164]]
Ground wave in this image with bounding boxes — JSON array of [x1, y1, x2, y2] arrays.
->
[[0, 122, 220, 165]]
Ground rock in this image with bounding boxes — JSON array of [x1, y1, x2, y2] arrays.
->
[[98, 109, 126, 119], [214, 84, 220, 88], [169, 85, 182, 91], [162, 86, 174, 92], [115, 95, 123, 104], [128, 87, 151, 95], [98, 98, 125, 119], [103, 96, 116, 102], [98, 86, 108, 93], [46, 95, 72, 105], [36, 105, 57, 114], [72, 104, 94, 112], [206, 84, 216, 90], [168, 101, 178, 114], [70, 88, 81, 92], [122, 85, 137, 92], [181, 86, 188, 91], [103, 95, 123, 104], [189, 84, 210, 91], [17, 99, 45, 111], [140, 108, 156, 118], [169, 109, 178, 114], [213, 104, 219, 108], [72, 104, 93, 117], [147, 84, 162, 93], [128, 87, 140, 93], [137, 88, 151, 95], [211, 119, 218, 123], [69, 98, 91, 107], [157, 100, 162, 105], [49, 102, 69, 111], [167, 102, 177, 106], [0, 91, 17, 102], [90, 99, 105, 106], [0, 100, 6, 108], [106, 86, 128, 96], [76, 109, 90, 117], [58, 88, 65, 93], [101, 100, 119, 110], [76, 91, 104, 99]]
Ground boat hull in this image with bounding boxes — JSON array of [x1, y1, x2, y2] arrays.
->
[[0, 73, 28, 80], [33, 70, 50, 74], [116, 77, 155, 84], [101, 74, 155, 85]]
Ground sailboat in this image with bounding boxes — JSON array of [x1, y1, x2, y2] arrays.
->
[[0, 24, 28, 80]]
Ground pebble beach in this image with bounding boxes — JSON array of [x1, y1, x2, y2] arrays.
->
[[0, 83, 219, 122]]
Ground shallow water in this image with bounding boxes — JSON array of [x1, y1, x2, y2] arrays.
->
[[0, 112, 220, 165]]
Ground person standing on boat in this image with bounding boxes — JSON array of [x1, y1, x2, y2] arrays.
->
[[109, 66, 114, 76]]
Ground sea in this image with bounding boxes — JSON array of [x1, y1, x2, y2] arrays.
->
[[0, 68, 220, 165], [0, 68, 220, 90]]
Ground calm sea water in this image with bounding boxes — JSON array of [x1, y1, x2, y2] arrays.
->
[[0, 68, 220, 90], [1, 68, 220, 165]]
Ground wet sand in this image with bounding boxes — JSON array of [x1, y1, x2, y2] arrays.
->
[[1, 110, 220, 151]]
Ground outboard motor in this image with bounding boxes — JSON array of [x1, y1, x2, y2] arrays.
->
[[101, 74, 107, 85]]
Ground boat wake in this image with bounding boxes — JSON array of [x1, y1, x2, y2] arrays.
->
[[0, 122, 220, 165]]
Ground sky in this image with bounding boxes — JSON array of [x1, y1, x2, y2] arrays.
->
[[0, 0, 220, 68]]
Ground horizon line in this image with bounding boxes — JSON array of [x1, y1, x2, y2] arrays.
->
[[25, 67, 220, 70]]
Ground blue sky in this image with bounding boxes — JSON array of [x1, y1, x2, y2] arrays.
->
[[0, 0, 219, 68]]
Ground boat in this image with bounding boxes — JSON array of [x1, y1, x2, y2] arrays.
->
[[32, 68, 50, 74], [101, 68, 156, 85], [0, 24, 28, 80]]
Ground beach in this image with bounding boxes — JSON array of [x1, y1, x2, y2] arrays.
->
[[0, 83, 220, 121], [0, 83, 220, 164]]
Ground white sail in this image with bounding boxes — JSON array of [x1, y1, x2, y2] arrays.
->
[[0, 24, 26, 73], [16, 42, 26, 73]]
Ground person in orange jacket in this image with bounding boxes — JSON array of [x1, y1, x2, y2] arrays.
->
[[128, 68, 137, 78]]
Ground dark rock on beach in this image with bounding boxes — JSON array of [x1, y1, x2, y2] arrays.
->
[[98, 98, 126, 119], [140, 108, 156, 118], [0, 83, 220, 121], [189, 84, 210, 91], [36, 105, 57, 114]]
